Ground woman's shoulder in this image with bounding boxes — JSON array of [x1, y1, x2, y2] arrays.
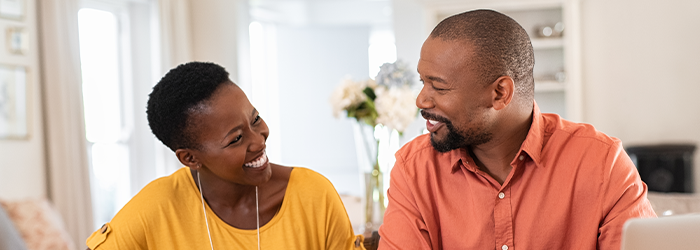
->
[[286, 167, 341, 199], [113, 167, 195, 217], [136, 167, 193, 199], [289, 167, 334, 186]]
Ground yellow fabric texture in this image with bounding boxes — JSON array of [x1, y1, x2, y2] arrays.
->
[[86, 167, 364, 250]]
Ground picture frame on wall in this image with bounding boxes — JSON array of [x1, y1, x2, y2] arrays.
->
[[0, 65, 28, 139], [6, 26, 28, 54], [0, 0, 24, 20]]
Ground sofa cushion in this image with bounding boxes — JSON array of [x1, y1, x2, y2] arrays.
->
[[0, 203, 27, 250], [0, 199, 73, 250]]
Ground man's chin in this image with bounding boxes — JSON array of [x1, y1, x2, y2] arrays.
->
[[429, 133, 459, 153]]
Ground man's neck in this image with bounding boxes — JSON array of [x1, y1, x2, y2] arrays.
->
[[469, 111, 533, 185]]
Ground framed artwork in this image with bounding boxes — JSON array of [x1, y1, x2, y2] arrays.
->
[[0, 65, 27, 139], [6, 27, 28, 55], [0, 0, 23, 20]]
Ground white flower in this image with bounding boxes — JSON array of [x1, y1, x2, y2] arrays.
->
[[374, 86, 417, 132], [329, 78, 370, 118], [375, 60, 416, 88]]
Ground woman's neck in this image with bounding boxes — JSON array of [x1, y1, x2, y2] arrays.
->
[[191, 164, 292, 229]]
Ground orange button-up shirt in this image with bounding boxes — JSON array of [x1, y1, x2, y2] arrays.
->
[[379, 104, 656, 250]]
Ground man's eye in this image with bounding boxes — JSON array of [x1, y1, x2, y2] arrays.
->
[[253, 115, 261, 123]]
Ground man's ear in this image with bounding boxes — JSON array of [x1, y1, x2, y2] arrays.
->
[[175, 149, 201, 169], [491, 76, 514, 111]]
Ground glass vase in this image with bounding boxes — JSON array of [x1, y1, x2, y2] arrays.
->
[[353, 123, 390, 236], [364, 151, 385, 235]]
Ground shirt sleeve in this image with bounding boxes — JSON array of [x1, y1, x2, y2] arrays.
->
[[321, 175, 366, 250], [86, 187, 156, 250], [85, 212, 148, 250], [597, 140, 657, 250], [378, 154, 433, 250]]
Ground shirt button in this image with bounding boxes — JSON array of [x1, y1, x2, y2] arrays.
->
[[498, 192, 505, 199], [502, 245, 508, 250], [518, 155, 524, 161]]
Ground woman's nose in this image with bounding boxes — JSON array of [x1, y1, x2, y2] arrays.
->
[[248, 131, 266, 152]]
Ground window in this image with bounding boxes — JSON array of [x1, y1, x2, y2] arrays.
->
[[77, 0, 159, 229]]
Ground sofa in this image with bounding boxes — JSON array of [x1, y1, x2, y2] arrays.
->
[[0, 198, 74, 250]]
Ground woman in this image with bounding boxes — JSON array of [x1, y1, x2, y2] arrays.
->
[[86, 62, 365, 250]]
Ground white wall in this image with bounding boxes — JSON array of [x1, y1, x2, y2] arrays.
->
[[275, 25, 369, 197], [0, 0, 46, 200], [581, 0, 700, 192], [188, 0, 245, 84]]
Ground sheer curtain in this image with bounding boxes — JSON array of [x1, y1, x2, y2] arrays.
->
[[37, 0, 93, 247], [156, 0, 192, 71], [153, 0, 193, 176]]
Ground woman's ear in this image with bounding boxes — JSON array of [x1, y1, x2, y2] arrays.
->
[[175, 149, 200, 169]]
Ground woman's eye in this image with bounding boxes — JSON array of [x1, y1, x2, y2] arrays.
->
[[230, 135, 242, 144], [253, 115, 261, 123]]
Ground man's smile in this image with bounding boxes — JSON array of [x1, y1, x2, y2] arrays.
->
[[426, 119, 445, 133]]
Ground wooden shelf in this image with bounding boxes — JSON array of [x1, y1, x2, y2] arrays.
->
[[531, 38, 564, 50], [535, 80, 565, 93]]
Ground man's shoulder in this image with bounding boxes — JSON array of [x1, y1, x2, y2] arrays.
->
[[393, 133, 460, 179], [543, 113, 621, 148], [395, 133, 437, 161]]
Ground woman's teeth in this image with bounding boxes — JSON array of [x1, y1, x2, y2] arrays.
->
[[243, 152, 268, 168], [429, 120, 439, 125]]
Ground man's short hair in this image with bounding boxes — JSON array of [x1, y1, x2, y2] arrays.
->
[[430, 9, 535, 101], [146, 61, 231, 151]]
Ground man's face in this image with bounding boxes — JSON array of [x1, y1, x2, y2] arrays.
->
[[417, 37, 494, 152]]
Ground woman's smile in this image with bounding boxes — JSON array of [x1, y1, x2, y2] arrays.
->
[[244, 150, 268, 169]]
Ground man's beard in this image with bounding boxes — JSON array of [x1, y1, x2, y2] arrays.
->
[[421, 110, 493, 153]]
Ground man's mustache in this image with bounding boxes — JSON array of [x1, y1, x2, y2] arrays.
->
[[420, 110, 451, 125]]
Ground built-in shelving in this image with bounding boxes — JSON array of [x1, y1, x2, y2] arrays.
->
[[531, 38, 564, 50], [535, 80, 566, 93]]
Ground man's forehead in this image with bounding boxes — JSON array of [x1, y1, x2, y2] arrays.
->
[[421, 38, 474, 66]]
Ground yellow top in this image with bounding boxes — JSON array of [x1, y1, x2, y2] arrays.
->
[[86, 167, 364, 250]]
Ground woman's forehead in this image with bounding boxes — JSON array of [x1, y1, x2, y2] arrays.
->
[[187, 85, 254, 134]]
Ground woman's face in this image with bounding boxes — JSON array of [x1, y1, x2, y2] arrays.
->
[[187, 83, 272, 185]]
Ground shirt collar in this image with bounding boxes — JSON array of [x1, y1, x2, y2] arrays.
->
[[517, 101, 545, 167], [449, 100, 546, 173]]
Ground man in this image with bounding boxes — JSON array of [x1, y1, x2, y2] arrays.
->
[[378, 9, 655, 250]]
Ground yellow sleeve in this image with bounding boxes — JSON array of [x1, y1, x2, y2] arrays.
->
[[317, 174, 366, 250], [85, 208, 148, 250], [85, 174, 175, 250]]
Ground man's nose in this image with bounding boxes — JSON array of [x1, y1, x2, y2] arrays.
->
[[416, 86, 434, 109]]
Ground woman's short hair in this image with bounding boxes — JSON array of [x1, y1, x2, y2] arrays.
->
[[146, 61, 231, 151]]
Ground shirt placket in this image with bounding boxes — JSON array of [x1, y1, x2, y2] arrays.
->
[[494, 186, 514, 250], [494, 154, 526, 250]]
